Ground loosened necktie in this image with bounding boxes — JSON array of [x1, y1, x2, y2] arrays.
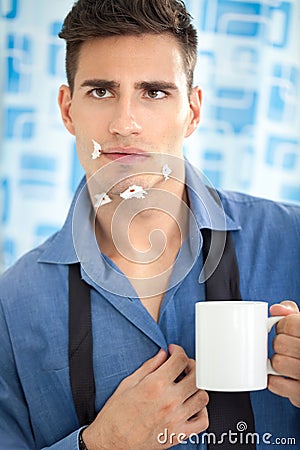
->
[[201, 228, 256, 449]]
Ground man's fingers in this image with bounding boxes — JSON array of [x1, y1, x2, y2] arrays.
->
[[135, 348, 168, 377], [270, 300, 299, 318], [184, 358, 195, 375], [175, 362, 199, 401], [119, 345, 192, 394], [183, 389, 209, 420], [118, 348, 168, 391], [268, 375, 300, 408], [271, 354, 300, 380], [184, 406, 209, 436], [155, 344, 189, 384], [168, 343, 183, 354], [280, 301, 299, 312], [273, 334, 300, 359], [276, 314, 300, 337]]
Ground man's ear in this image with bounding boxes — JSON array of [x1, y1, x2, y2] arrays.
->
[[185, 86, 202, 138], [58, 84, 75, 136]]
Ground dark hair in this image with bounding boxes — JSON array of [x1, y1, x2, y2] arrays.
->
[[59, 0, 198, 94]]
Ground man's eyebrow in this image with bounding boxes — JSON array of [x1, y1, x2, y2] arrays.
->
[[80, 79, 120, 89], [135, 81, 178, 91], [79, 79, 178, 91]]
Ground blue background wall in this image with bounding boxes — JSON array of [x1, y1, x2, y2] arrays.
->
[[0, 0, 299, 271]]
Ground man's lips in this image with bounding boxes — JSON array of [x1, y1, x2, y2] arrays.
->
[[101, 148, 149, 161], [102, 147, 147, 155]]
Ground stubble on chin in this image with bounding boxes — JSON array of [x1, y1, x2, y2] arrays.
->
[[108, 174, 163, 195]]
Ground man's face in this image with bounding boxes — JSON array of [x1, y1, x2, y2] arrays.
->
[[59, 33, 201, 193]]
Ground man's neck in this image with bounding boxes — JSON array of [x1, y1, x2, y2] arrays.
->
[[89, 177, 189, 320], [93, 178, 188, 261]]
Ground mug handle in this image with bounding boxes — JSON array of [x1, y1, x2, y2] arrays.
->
[[267, 315, 285, 375]]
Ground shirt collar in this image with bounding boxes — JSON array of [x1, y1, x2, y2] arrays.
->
[[38, 160, 241, 266], [185, 160, 240, 231], [37, 177, 86, 265]]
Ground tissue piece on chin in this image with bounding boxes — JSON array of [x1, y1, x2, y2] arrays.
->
[[120, 185, 148, 200], [162, 163, 172, 180], [94, 193, 112, 207], [91, 140, 102, 159]]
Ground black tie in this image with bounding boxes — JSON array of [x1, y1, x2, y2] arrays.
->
[[201, 228, 256, 449], [68, 263, 96, 426]]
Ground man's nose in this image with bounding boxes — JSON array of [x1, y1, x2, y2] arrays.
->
[[108, 98, 142, 137]]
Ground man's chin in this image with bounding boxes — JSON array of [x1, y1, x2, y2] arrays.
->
[[109, 175, 162, 195]]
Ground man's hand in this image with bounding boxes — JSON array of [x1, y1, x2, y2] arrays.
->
[[82, 344, 209, 450], [268, 300, 300, 408]]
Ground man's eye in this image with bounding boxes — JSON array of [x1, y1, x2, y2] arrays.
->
[[145, 90, 167, 99], [90, 88, 113, 98]]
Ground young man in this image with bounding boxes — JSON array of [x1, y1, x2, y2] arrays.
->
[[0, 1, 299, 449]]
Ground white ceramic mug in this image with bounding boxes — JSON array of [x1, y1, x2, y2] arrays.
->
[[195, 301, 284, 392]]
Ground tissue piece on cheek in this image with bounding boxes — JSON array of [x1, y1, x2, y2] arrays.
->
[[120, 185, 148, 200], [162, 164, 172, 180], [91, 140, 102, 159], [94, 193, 112, 207]]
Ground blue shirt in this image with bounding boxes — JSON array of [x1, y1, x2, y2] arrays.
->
[[0, 161, 299, 449]]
